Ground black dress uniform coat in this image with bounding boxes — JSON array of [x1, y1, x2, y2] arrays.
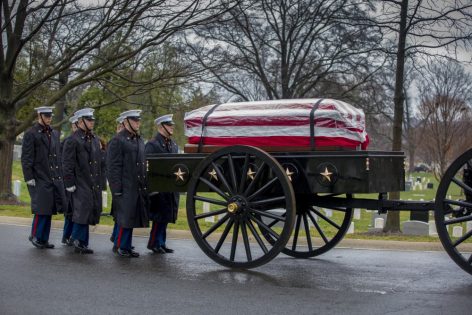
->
[[60, 135, 74, 218], [145, 133, 179, 223], [21, 123, 66, 215], [106, 129, 149, 229], [62, 128, 104, 225]]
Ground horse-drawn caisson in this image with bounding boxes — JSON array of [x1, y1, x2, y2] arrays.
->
[[146, 99, 472, 275]]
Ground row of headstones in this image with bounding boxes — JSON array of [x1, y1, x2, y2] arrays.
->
[[13, 180, 110, 208]]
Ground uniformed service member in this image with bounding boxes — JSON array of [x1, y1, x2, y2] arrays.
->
[[21, 106, 66, 249], [110, 114, 125, 247], [146, 114, 179, 254], [62, 108, 105, 254], [61, 114, 79, 246], [107, 110, 149, 258]]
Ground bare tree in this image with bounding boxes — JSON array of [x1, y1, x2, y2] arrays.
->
[[0, 0, 236, 201], [368, 0, 472, 232], [185, 0, 385, 102], [417, 59, 472, 179]]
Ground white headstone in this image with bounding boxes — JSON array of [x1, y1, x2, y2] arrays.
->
[[324, 209, 332, 218], [467, 221, 472, 233], [374, 218, 384, 229], [353, 208, 361, 220], [452, 226, 463, 238], [102, 191, 108, 208], [203, 202, 214, 223], [13, 180, 21, 197], [347, 222, 354, 234], [428, 220, 438, 236]]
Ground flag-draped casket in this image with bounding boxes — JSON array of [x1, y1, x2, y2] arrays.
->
[[184, 99, 369, 150]]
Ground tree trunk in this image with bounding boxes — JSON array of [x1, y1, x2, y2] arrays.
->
[[0, 136, 16, 202], [384, 0, 409, 233]]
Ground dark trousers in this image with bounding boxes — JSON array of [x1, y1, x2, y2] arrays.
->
[[111, 222, 118, 242], [115, 226, 133, 250], [72, 223, 89, 247], [63, 216, 74, 240], [31, 214, 51, 242], [148, 221, 168, 249]]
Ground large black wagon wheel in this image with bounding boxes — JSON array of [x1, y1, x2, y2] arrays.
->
[[435, 148, 472, 275], [186, 145, 296, 269], [258, 194, 353, 258], [282, 194, 353, 258]]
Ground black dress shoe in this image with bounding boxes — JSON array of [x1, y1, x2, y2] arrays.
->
[[128, 249, 140, 258], [30, 237, 44, 249], [109, 235, 114, 243], [42, 242, 55, 249], [116, 248, 131, 257], [112, 245, 118, 253], [73, 241, 93, 254], [151, 247, 166, 254], [161, 246, 174, 253], [61, 236, 70, 245]]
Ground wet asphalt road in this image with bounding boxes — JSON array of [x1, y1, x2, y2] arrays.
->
[[1, 223, 472, 315]]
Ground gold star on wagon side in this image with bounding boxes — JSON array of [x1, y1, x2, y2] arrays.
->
[[247, 168, 256, 180], [208, 168, 218, 181], [320, 167, 333, 182], [174, 168, 186, 182]]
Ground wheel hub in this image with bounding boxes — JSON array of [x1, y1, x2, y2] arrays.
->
[[227, 196, 247, 214]]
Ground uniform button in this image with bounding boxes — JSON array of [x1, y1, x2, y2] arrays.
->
[[89, 162, 92, 165], [54, 154, 57, 157], [56, 166, 59, 169], [59, 177, 61, 179]]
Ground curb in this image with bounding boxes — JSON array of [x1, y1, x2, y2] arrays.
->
[[0, 215, 452, 252]]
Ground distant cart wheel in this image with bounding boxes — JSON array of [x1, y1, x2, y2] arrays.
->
[[435, 148, 472, 275], [186, 145, 296, 268], [282, 194, 353, 258]]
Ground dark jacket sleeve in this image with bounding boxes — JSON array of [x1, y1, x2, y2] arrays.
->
[[62, 137, 77, 188], [21, 131, 35, 182], [106, 137, 123, 194], [145, 141, 158, 155]]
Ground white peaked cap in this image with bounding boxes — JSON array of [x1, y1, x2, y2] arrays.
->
[[74, 107, 95, 118], [34, 106, 54, 114], [120, 109, 142, 118], [155, 114, 174, 125], [68, 115, 78, 124], [116, 115, 125, 123]]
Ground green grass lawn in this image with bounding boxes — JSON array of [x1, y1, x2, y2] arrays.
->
[[3, 160, 446, 242]]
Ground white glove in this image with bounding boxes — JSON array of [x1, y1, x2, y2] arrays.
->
[[66, 186, 76, 192], [26, 179, 36, 187]]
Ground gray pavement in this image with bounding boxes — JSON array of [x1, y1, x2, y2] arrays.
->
[[1, 221, 472, 314]]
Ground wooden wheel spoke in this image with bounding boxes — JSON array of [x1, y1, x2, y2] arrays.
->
[[247, 177, 279, 201], [452, 177, 472, 195], [238, 154, 250, 193], [302, 213, 313, 252], [241, 220, 252, 261], [250, 208, 286, 222], [452, 229, 472, 248], [292, 214, 302, 250], [249, 213, 280, 241], [250, 196, 286, 206], [468, 254, 472, 265], [230, 219, 240, 261], [244, 161, 266, 196], [267, 212, 286, 228], [311, 207, 341, 230], [444, 199, 472, 209], [202, 213, 230, 239], [194, 195, 227, 207], [199, 177, 229, 200], [246, 217, 269, 254], [227, 154, 238, 193], [215, 218, 234, 253], [308, 210, 328, 244], [445, 214, 472, 225], [194, 208, 227, 220], [211, 162, 234, 195]]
